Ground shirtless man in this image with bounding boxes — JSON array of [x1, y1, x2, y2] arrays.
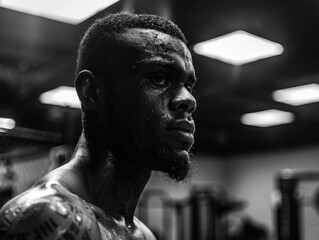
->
[[0, 12, 197, 239]]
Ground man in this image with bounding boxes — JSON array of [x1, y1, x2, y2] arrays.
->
[[0, 12, 197, 239]]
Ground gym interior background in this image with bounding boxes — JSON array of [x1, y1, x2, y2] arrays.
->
[[1, 0, 319, 239]]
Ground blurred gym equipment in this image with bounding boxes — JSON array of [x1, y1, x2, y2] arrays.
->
[[137, 185, 267, 240], [274, 169, 319, 240], [0, 159, 15, 208]]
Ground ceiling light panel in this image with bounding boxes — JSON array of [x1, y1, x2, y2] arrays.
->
[[193, 30, 284, 66], [1, 0, 119, 24], [39, 86, 81, 109], [0, 118, 16, 130], [241, 109, 294, 127], [272, 83, 319, 106]]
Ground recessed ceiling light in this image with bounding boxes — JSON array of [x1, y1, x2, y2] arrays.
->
[[39, 86, 81, 109], [241, 109, 294, 127], [193, 30, 284, 66], [1, 0, 119, 25], [272, 83, 319, 106], [0, 118, 16, 131]]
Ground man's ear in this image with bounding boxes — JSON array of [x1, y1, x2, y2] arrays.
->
[[74, 70, 101, 110]]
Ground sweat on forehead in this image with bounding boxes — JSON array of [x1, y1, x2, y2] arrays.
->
[[117, 28, 189, 55]]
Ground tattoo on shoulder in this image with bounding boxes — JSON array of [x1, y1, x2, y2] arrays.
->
[[0, 181, 101, 240]]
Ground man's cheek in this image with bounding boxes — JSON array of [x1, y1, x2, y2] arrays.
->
[[136, 97, 160, 123]]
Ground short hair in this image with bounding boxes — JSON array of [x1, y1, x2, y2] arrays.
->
[[75, 12, 186, 77]]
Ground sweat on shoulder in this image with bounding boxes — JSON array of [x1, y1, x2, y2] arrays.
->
[[0, 12, 197, 240]]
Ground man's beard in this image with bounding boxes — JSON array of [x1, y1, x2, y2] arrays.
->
[[112, 126, 194, 182], [106, 103, 194, 182], [153, 140, 194, 182], [107, 116, 193, 182]]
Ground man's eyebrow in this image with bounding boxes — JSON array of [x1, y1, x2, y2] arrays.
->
[[134, 58, 197, 83]]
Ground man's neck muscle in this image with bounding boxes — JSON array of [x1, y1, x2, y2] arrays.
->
[[71, 134, 152, 227]]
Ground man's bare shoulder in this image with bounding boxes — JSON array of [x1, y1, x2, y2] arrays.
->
[[0, 180, 102, 240]]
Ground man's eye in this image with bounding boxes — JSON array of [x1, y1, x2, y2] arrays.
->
[[186, 84, 195, 93], [150, 75, 169, 87]]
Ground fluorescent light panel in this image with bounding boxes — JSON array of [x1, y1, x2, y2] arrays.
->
[[39, 86, 81, 109], [273, 83, 319, 106], [193, 30, 284, 66], [0, 118, 16, 131], [241, 109, 294, 127], [1, 0, 119, 24]]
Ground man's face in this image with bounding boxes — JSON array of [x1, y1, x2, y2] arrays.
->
[[101, 28, 197, 181]]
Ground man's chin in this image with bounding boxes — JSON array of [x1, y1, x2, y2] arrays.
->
[[161, 148, 193, 182], [123, 135, 194, 182]]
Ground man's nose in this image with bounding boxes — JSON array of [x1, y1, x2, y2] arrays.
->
[[170, 87, 197, 114]]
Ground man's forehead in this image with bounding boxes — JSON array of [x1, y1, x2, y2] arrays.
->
[[118, 28, 191, 59]]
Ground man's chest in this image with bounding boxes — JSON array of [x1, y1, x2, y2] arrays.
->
[[96, 218, 148, 240]]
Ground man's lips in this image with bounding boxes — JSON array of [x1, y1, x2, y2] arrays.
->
[[167, 121, 195, 134], [166, 121, 195, 149]]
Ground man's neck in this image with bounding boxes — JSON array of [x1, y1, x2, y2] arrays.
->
[[71, 134, 152, 227]]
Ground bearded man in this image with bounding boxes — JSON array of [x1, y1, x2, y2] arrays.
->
[[0, 12, 197, 240]]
